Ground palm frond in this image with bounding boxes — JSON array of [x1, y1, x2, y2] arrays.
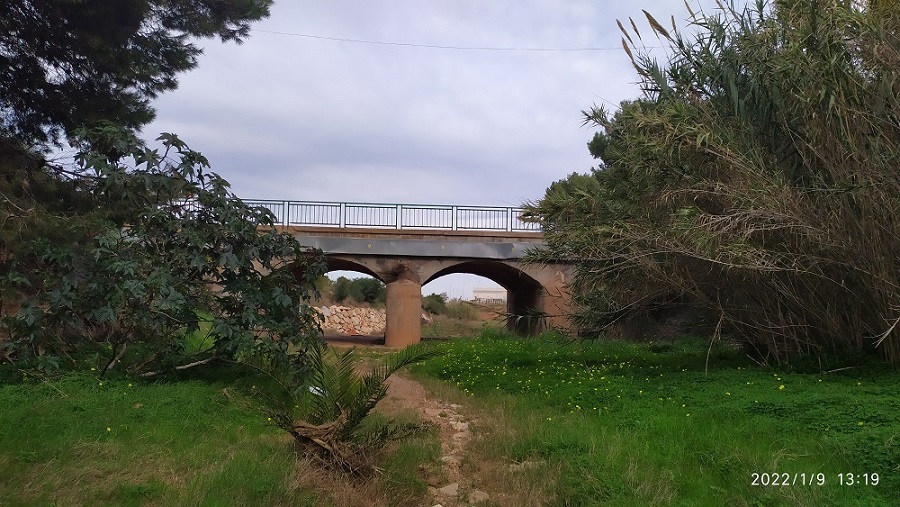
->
[[271, 342, 443, 475]]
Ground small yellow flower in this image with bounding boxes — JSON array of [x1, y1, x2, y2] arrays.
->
[[106, 427, 111, 432], [858, 421, 864, 426], [778, 385, 785, 390]]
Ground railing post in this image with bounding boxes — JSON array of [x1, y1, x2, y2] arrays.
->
[[507, 207, 512, 231], [283, 200, 289, 226], [451, 206, 458, 231], [396, 204, 402, 229], [339, 202, 346, 228]]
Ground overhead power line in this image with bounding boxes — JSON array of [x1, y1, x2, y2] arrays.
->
[[252, 29, 627, 52]]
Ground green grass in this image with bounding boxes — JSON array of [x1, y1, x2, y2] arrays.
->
[[414, 334, 900, 506], [0, 367, 436, 506], [0, 372, 307, 506], [422, 314, 500, 339], [5, 335, 896, 506]]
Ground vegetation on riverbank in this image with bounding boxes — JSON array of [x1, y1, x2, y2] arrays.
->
[[526, 0, 900, 365]]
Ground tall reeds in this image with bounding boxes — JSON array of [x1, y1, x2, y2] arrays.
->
[[528, 1, 900, 363]]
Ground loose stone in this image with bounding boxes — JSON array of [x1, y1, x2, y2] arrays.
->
[[469, 489, 490, 503], [438, 483, 459, 496]]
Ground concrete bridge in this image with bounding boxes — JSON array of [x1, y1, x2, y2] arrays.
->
[[248, 200, 573, 347]]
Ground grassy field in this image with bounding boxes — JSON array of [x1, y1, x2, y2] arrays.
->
[[2, 333, 897, 506], [413, 332, 900, 506], [0, 368, 437, 506]]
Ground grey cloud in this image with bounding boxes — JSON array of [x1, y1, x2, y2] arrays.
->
[[143, 0, 721, 206]]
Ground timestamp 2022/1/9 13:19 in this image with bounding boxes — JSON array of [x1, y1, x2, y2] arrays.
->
[[751, 472, 880, 487]]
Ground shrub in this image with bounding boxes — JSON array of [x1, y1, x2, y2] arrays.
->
[[349, 277, 386, 305], [265, 343, 440, 475], [422, 293, 448, 315], [329, 276, 385, 306], [332, 277, 351, 303]]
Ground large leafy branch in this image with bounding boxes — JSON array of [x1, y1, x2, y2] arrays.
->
[[1, 125, 325, 375]]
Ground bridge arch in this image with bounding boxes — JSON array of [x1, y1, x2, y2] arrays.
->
[[323, 255, 384, 282], [423, 260, 544, 334]]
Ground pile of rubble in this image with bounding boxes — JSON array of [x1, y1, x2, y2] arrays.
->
[[315, 305, 386, 336]]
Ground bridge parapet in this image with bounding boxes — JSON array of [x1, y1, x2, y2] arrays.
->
[[245, 199, 540, 232]]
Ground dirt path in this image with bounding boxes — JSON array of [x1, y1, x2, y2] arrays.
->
[[377, 373, 491, 506]]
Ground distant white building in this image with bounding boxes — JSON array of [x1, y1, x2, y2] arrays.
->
[[473, 287, 507, 303]]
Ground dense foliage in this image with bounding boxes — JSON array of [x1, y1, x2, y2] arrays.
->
[[0, 0, 271, 146], [331, 276, 387, 305], [527, 0, 900, 364], [0, 1, 327, 376], [1, 126, 325, 375]]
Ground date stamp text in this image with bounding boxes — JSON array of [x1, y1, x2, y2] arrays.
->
[[750, 472, 879, 486]]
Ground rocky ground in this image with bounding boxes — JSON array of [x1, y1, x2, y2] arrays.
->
[[378, 374, 491, 506]]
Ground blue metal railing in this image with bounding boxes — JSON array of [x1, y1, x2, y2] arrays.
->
[[244, 199, 540, 232]]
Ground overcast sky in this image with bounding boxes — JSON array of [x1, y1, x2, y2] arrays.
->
[[141, 0, 720, 299]]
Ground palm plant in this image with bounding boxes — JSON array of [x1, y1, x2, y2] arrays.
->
[[266, 342, 440, 475]]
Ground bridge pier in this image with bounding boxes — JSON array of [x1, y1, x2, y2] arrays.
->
[[384, 278, 422, 347]]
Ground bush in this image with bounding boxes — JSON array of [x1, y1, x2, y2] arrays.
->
[[329, 276, 385, 306], [332, 277, 352, 303], [314, 276, 333, 296], [422, 293, 447, 315], [349, 277, 386, 305]]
